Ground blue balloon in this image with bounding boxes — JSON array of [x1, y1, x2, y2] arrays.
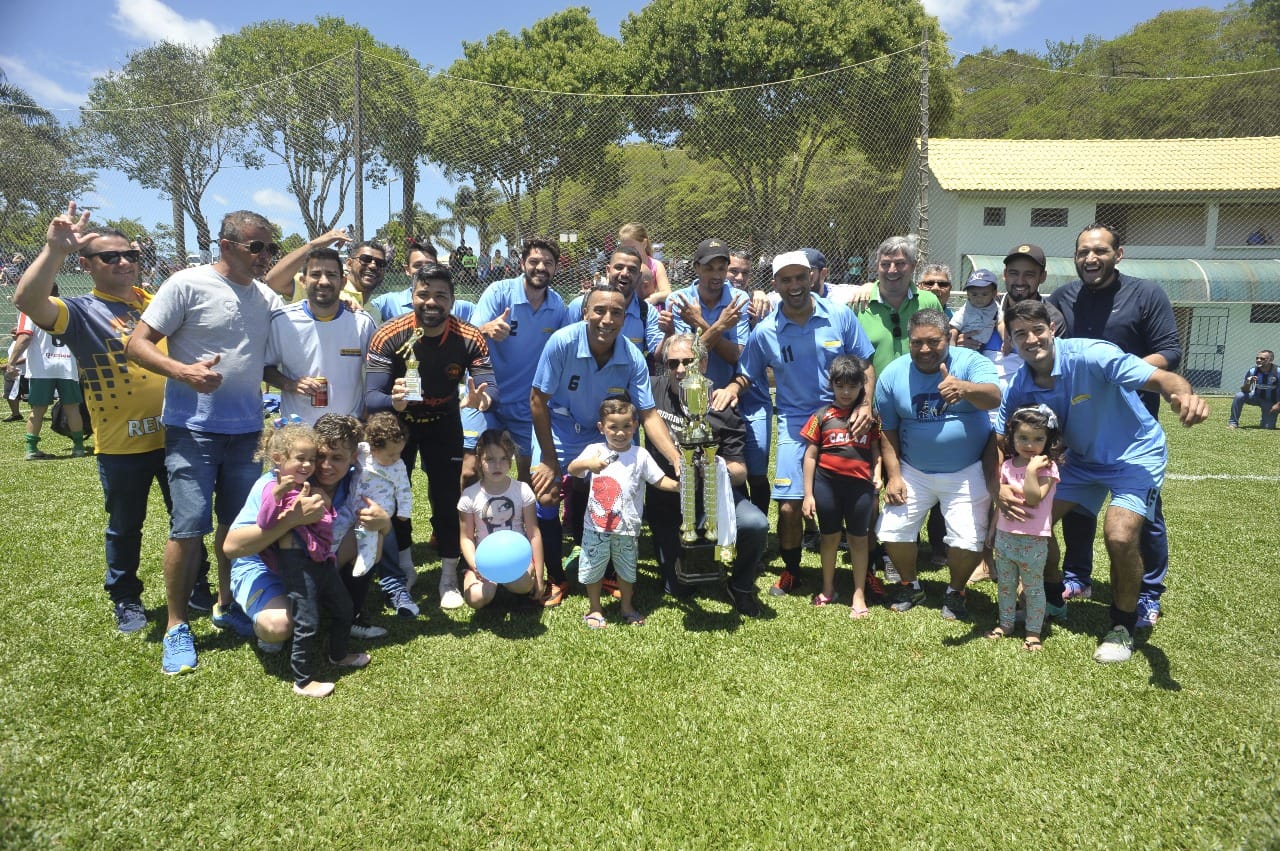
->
[[474, 529, 533, 584]]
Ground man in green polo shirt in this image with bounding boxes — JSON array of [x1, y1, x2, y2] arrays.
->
[[853, 235, 943, 375]]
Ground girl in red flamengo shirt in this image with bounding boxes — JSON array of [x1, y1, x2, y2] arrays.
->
[[800, 355, 881, 619]]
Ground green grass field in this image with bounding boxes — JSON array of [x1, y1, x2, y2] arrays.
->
[[1, 398, 1277, 848]]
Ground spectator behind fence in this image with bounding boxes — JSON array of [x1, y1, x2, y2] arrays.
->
[[1228, 349, 1278, 429]]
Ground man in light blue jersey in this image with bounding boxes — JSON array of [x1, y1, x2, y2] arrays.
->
[[530, 284, 681, 604], [472, 237, 570, 482], [713, 250, 876, 597], [997, 300, 1208, 663], [666, 238, 749, 392], [566, 247, 664, 362]]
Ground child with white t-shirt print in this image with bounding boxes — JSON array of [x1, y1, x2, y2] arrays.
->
[[458, 429, 543, 609], [568, 397, 678, 629]]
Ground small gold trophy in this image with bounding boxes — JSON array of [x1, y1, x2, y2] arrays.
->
[[676, 332, 734, 582], [399, 329, 424, 402]]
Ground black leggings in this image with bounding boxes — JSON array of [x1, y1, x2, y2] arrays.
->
[[812, 469, 876, 536]]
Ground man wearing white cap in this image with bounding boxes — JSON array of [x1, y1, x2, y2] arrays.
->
[[713, 250, 876, 597]]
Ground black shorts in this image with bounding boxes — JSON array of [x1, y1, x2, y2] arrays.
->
[[813, 468, 876, 536]]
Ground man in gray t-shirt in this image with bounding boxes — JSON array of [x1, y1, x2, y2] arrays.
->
[[126, 209, 284, 676]]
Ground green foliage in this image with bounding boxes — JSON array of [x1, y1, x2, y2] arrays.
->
[[0, 72, 91, 244], [620, 0, 952, 251], [424, 7, 627, 242], [211, 17, 421, 237], [80, 43, 255, 254], [0, 399, 1277, 847], [950, 5, 1280, 139]]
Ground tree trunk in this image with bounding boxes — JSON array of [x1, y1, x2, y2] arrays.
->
[[171, 190, 186, 263]]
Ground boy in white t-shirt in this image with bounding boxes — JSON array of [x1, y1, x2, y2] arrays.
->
[[568, 396, 678, 628]]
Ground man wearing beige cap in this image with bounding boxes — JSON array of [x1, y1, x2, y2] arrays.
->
[[714, 250, 876, 597]]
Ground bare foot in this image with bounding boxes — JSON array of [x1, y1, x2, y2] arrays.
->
[[331, 652, 371, 668], [293, 680, 335, 698]]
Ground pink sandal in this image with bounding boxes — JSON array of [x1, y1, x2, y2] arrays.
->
[[811, 591, 839, 607]]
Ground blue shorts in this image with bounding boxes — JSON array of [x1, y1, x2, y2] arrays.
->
[[485, 407, 534, 457], [1056, 457, 1163, 520], [771, 413, 806, 501], [28, 377, 83, 407], [165, 427, 263, 538], [230, 555, 286, 619], [741, 401, 772, 477], [580, 526, 638, 584]]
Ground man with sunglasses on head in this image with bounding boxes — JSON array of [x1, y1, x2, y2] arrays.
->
[[125, 209, 284, 675]]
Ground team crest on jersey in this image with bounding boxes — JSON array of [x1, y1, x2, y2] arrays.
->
[[446, 363, 463, 380]]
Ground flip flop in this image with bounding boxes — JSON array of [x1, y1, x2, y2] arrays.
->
[[1023, 637, 1043, 652], [583, 612, 608, 630], [621, 611, 646, 626], [985, 625, 1012, 640], [849, 606, 870, 620]]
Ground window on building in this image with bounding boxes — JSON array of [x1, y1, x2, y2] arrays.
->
[[983, 207, 1006, 227], [1095, 203, 1207, 246], [1031, 208, 1069, 228]]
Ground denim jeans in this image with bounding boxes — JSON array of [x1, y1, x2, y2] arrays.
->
[[1229, 393, 1278, 429], [280, 551, 353, 687], [648, 489, 769, 595], [97, 449, 169, 603]]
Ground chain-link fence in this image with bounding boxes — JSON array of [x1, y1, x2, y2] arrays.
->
[[3, 38, 1279, 391]]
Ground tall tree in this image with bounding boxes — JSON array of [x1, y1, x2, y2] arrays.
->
[[621, 0, 953, 251], [423, 7, 627, 243], [212, 17, 421, 237], [81, 42, 254, 257], [0, 72, 91, 242]]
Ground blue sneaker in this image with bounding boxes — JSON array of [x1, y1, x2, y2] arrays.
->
[[1136, 599, 1160, 629], [388, 587, 420, 618], [212, 601, 255, 638], [161, 623, 198, 675]]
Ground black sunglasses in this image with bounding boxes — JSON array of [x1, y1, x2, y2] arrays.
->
[[225, 239, 280, 257], [666, 358, 695, 370], [84, 249, 141, 265], [356, 254, 387, 269]]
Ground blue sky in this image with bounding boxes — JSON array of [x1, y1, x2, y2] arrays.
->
[[0, 0, 1232, 249]]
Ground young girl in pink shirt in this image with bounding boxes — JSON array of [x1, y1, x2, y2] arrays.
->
[[987, 405, 1063, 651]]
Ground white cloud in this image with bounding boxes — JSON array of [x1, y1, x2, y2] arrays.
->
[[0, 55, 86, 108], [212, 194, 228, 205], [252, 188, 295, 211], [112, 0, 221, 48], [924, 0, 1041, 50]]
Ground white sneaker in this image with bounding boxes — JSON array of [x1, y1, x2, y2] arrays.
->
[[439, 560, 463, 610], [1093, 626, 1134, 664], [349, 623, 388, 640]]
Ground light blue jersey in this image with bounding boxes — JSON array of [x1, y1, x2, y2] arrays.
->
[[997, 337, 1162, 471], [669, 281, 751, 390], [737, 295, 874, 419], [532, 322, 656, 465], [566, 292, 663, 357], [472, 276, 570, 424], [876, 346, 997, 474]]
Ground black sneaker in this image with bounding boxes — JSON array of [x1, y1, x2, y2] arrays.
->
[[113, 599, 147, 634], [733, 589, 762, 618], [941, 587, 969, 621], [188, 581, 216, 613], [802, 531, 821, 553], [889, 582, 924, 612]]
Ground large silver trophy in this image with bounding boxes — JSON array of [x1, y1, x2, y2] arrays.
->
[[675, 332, 735, 584]]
